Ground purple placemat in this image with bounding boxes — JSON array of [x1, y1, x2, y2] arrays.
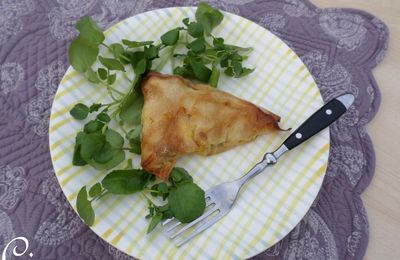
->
[[0, 0, 388, 259]]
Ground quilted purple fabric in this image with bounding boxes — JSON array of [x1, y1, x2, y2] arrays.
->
[[0, 0, 388, 259]]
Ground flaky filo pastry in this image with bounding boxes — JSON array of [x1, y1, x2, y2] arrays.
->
[[140, 72, 282, 180]]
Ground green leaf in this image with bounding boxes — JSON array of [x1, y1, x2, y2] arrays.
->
[[187, 22, 204, 38], [230, 52, 244, 62], [72, 144, 87, 166], [160, 28, 180, 46], [126, 127, 141, 154], [109, 43, 124, 59], [75, 16, 104, 45], [232, 60, 242, 77], [147, 212, 162, 234], [224, 63, 254, 78], [238, 67, 255, 77], [102, 169, 149, 194], [182, 17, 190, 26], [200, 49, 220, 63], [120, 50, 133, 64], [129, 139, 141, 154], [129, 51, 145, 67], [134, 59, 147, 75], [168, 182, 206, 223], [161, 209, 173, 220], [84, 120, 105, 133], [158, 204, 173, 218], [150, 184, 160, 197], [80, 133, 105, 161], [93, 142, 114, 163], [97, 68, 107, 80], [107, 73, 116, 85], [195, 2, 223, 35], [89, 103, 102, 112], [126, 127, 141, 141], [105, 129, 124, 148], [147, 205, 155, 218], [150, 182, 169, 197], [68, 16, 104, 72], [73, 132, 88, 166], [89, 149, 125, 170], [144, 45, 159, 60], [189, 59, 212, 82], [224, 67, 234, 77], [122, 39, 153, 48], [76, 131, 86, 144], [70, 103, 89, 120], [119, 76, 144, 125], [213, 37, 225, 49], [87, 68, 100, 83], [220, 57, 230, 68], [169, 167, 193, 184], [68, 36, 99, 73], [76, 186, 95, 226], [187, 37, 205, 53], [209, 64, 220, 88], [99, 56, 125, 71], [89, 183, 102, 197], [157, 182, 169, 194], [97, 112, 111, 122], [173, 66, 195, 78]]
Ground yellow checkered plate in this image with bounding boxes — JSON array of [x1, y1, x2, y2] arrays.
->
[[49, 7, 329, 259]]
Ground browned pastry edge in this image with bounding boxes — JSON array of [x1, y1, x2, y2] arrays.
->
[[140, 72, 283, 180]]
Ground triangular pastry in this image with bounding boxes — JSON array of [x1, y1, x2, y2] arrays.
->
[[140, 72, 282, 180]]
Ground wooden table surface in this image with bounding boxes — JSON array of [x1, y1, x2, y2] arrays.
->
[[312, 1, 400, 259]]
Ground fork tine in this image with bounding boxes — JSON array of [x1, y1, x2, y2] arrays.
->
[[175, 210, 225, 247], [162, 214, 183, 226], [169, 205, 218, 239], [162, 218, 174, 226], [165, 220, 182, 233]]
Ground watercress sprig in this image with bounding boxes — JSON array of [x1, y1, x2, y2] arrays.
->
[[69, 2, 254, 233]]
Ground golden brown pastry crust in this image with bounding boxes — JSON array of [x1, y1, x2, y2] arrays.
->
[[140, 72, 282, 180]]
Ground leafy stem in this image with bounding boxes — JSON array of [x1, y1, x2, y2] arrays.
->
[[143, 189, 160, 193], [102, 101, 118, 107], [101, 81, 123, 102], [107, 86, 120, 102], [108, 86, 124, 96], [155, 43, 167, 51], [102, 42, 131, 62], [204, 39, 213, 49], [90, 190, 110, 202], [101, 42, 110, 50], [69, 2, 255, 234], [109, 108, 119, 119], [155, 45, 177, 71], [122, 72, 133, 83]]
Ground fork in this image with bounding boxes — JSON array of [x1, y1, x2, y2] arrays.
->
[[162, 93, 355, 247]]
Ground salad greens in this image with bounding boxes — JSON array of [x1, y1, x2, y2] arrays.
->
[[69, 2, 254, 233]]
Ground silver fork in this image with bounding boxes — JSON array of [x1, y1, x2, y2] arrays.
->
[[162, 93, 354, 247]]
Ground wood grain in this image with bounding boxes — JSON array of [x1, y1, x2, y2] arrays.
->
[[312, 1, 400, 259]]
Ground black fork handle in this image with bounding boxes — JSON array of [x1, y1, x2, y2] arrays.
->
[[283, 93, 354, 150]]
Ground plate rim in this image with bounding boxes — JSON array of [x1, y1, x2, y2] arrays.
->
[[49, 6, 329, 259]]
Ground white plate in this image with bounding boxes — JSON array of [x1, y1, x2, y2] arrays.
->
[[49, 7, 328, 259]]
